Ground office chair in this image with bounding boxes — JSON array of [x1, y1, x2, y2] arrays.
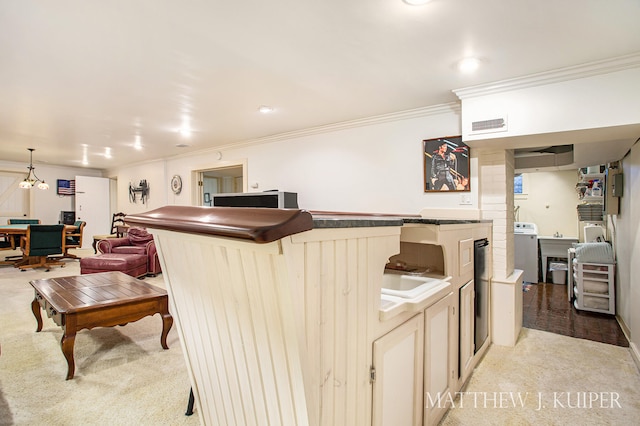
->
[[19, 225, 65, 271]]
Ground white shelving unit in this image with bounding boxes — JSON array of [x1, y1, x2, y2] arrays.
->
[[572, 261, 615, 314], [567, 248, 575, 302], [576, 171, 605, 223]]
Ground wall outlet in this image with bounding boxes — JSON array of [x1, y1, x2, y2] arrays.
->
[[460, 194, 472, 205]]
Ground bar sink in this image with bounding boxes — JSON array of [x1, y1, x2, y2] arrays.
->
[[381, 273, 447, 299], [379, 273, 452, 321]]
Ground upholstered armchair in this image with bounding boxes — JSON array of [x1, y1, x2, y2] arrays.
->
[[96, 227, 161, 276]]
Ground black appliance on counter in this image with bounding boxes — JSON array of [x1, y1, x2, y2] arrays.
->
[[60, 211, 76, 225], [212, 191, 298, 209], [474, 238, 490, 353]]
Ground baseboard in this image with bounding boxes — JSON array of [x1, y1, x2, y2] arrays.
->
[[614, 315, 638, 372], [616, 314, 631, 342], [629, 342, 640, 374]]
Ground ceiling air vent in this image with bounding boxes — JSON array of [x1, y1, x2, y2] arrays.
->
[[471, 117, 507, 133]]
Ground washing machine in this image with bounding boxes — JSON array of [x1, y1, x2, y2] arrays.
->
[[514, 222, 539, 283]]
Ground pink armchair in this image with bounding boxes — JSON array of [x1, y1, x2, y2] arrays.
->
[[96, 227, 161, 276]]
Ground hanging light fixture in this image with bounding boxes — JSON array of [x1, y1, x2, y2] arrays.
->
[[19, 148, 49, 190]]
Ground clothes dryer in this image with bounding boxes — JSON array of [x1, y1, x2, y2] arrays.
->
[[514, 222, 539, 283]]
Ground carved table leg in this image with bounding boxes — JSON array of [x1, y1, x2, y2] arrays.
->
[[160, 311, 173, 350], [31, 294, 43, 332], [61, 316, 77, 380]]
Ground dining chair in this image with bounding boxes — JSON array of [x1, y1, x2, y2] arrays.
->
[[92, 212, 126, 253], [7, 218, 41, 225], [61, 221, 86, 259], [19, 224, 65, 271], [5, 219, 41, 262], [0, 234, 16, 265]]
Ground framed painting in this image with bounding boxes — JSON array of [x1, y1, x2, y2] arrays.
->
[[423, 136, 470, 192]]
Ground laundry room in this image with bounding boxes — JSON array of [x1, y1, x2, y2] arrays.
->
[[513, 165, 611, 284], [514, 170, 578, 241], [515, 162, 625, 347]]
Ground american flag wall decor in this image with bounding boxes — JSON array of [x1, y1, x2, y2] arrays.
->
[[57, 179, 76, 195]]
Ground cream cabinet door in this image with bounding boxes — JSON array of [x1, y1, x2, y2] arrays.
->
[[372, 312, 424, 426], [458, 237, 474, 276], [458, 279, 475, 385], [424, 292, 454, 426]]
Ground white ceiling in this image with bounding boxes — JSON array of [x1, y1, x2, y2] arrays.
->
[[2, 0, 640, 170]]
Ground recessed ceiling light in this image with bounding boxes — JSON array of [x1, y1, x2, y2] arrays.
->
[[134, 135, 142, 150], [458, 57, 481, 73], [258, 105, 274, 114], [176, 143, 190, 148], [402, 0, 433, 5], [179, 116, 192, 137]]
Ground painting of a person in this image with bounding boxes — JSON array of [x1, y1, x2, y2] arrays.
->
[[430, 141, 458, 191], [423, 135, 469, 192], [456, 176, 469, 190]]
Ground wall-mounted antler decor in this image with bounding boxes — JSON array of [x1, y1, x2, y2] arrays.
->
[[129, 180, 149, 204]]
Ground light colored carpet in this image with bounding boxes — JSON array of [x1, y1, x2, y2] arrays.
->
[[2, 250, 638, 425], [440, 328, 640, 426], [0, 249, 199, 425]]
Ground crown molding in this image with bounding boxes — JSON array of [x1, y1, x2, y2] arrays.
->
[[182, 102, 461, 157], [453, 52, 640, 100], [108, 102, 462, 172], [231, 102, 461, 149]]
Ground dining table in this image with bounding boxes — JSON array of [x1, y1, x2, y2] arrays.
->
[[0, 223, 78, 235], [0, 223, 78, 266]]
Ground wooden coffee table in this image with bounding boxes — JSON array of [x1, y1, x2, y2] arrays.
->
[[29, 271, 173, 380]]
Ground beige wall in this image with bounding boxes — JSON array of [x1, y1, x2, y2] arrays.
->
[[617, 141, 639, 363], [515, 170, 579, 238], [0, 160, 103, 225], [107, 104, 475, 216], [114, 159, 167, 215]]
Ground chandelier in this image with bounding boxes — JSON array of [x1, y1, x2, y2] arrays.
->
[[19, 148, 49, 190]]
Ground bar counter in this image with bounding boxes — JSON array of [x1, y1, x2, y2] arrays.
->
[[127, 206, 406, 426]]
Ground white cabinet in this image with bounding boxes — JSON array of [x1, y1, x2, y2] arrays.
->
[[458, 280, 474, 385], [372, 313, 424, 426], [573, 262, 615, 314], [424, 292, 455, 426], [458, 238, 474, 276]]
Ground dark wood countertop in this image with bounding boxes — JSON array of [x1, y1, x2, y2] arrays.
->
[[126, 206, 314, 243]]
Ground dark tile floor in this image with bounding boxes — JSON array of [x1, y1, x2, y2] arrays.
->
[[522, 282, 629, 347]]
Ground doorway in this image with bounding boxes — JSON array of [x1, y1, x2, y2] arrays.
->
[[0, 171, 29, 222], [196, 163, 245, 207]]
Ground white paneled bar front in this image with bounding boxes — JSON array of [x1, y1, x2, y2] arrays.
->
[[128, 207, 401, 426]]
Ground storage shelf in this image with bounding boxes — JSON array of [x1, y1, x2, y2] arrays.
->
[[572, 261, 615, 314], [580, 195, 604, 203]]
